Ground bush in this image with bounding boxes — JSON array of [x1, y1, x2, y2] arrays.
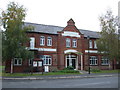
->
[[91, 68, 101, 72], [63, 66, 74, 70], [59, 70, 79, 73]]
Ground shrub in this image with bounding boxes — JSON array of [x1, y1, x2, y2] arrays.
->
[[59, 70, 79, 73], [63, 66, 74, 70], [91, 68, 101, 72]]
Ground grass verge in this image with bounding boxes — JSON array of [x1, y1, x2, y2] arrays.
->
[[2, 71, 80, 77], [92, 70, 119, 73]]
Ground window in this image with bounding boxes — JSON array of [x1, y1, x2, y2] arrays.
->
[[72, 39, 77, 48], [47, 37, 52, 46], [29, 59, 33, 66], [14, 58, 22, 65], [101, 56, 109, 65], [94, 41, 97, 49], [66, 38, 71, 47], [30, 37, 35, 49], [89, 56, 98, 65], [89, 40, 92, 48], [40, 55, 52, 65], [40, 36, 45, 46]]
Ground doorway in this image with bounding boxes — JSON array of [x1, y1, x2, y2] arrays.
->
[[66, 55, 77, 69]]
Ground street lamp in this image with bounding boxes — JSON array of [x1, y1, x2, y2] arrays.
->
[[87, 36, 90, 74]]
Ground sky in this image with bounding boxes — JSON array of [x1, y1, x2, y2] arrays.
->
[[0, 0, 119, 32]]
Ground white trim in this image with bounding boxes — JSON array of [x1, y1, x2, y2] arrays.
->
[[14, 58, 22, 66], [27, 47, 57, 52], [38, 48, 56, 52], [62, 31, 80, 37], [85, 50, 98, 53], [64, 49, 78, 54]]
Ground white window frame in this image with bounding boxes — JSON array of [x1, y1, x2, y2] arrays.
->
[[40, 36, 45, 46], [94, 41, 97, 49], [30, 37, 35, 49], [66, 38, 71, 47], [89, 56, 98, 65], [47, 37, 52, 46], [89, 40, 93, 48], [14, 58, 22, 66], [72, 39, 77, 48], [41, 55, 52, 65], [101, 56, 109, 65]]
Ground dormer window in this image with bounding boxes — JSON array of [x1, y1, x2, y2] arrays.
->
[[72, 39, 77, 48], [66, 38, 71, 47], [40, 36, 45, 46], [47, 37, 52, 46], [89, 40, 92, 48]]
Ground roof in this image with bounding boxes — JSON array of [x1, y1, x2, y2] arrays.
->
[[25, 22, 100, 38]]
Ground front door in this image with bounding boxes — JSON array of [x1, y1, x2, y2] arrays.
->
[[66, 55, 77, 69], [72, 59, 76, 69]]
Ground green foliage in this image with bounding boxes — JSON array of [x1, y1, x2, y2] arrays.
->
[[59, 70, 79, 73], [1, 2, 34, 61], [97, 10, 120, 61], [63, 66, 74, 70], [91, 68, 101, 72]]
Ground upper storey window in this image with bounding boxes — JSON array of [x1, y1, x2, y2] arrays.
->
[[30, 37, 35, 49], [94, 41, 97, 49], [72, 39, 77, 48], [66, 38, 71, 47], [40, 36, 45, 46], [47, 37, 52, 46], [89, 40, 92, 48]]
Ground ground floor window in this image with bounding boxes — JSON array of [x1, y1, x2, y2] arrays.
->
[[89, 56, 98, 65], [14, 58, 22, 66], [40, 55, 52, 65], [101, 56, 109, 65]]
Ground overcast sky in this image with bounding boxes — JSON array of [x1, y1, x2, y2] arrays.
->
[[0, 0, 119, 32]]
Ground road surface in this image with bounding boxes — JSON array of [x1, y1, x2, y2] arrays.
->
[[2, 76, 118, 88]]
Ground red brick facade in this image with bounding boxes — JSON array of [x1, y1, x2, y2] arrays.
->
[[5, 19, 119, 73]]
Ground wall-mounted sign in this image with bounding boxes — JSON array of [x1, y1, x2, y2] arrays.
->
[[33, 61, 37, 67], [44, 66, 49, 72]]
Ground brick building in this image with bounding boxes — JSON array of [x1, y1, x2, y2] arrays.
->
[[5, 19, 119, 73]]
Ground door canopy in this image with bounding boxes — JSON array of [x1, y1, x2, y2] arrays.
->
[[64, 49, 78, 54]]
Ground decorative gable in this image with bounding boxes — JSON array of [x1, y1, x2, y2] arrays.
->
[[61, 18, 81, 37]]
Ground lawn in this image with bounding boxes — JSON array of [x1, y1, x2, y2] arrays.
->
[[92, 70, 119, 73]]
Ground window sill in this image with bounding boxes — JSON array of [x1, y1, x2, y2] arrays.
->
[[14, 65, 22, 66], [90, 65, 98, 66], [40, 45, 45, 46], [43, 64, 51, 66], [101, 64, 109, 66], [47, 45, 52, 46]]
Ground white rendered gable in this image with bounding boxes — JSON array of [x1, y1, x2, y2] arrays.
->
[[62, 31, 80, 37]]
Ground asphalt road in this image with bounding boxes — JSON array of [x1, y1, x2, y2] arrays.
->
[[2, 76, 118, 88]]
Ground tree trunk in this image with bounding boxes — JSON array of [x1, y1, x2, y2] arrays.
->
[[10, 59, 13, 74]]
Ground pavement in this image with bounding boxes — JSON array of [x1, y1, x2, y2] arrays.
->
[[1, 72, 119, 80]]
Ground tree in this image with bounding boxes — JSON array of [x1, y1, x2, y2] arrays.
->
[[1, 2, 34, 73], [97, 10, 119, 69]]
